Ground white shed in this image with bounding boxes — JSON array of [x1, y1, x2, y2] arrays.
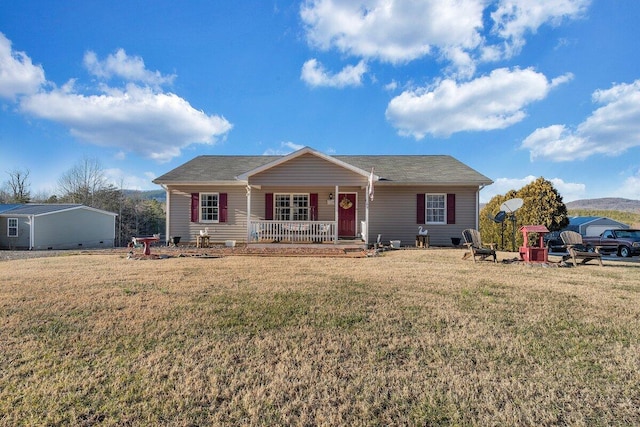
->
[[0, 204, 117, 250]]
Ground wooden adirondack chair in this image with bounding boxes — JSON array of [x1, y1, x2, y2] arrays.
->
[[560, 231, 603, 267], [462, 229, 497, 263]]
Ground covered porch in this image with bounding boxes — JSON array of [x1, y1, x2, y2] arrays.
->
[[239, 148, 376, 246], [245, 187, 372, 245]]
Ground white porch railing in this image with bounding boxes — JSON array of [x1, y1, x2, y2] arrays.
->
[[250, 220, 337, 243]]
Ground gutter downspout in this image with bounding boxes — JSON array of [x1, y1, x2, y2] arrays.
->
[[29, 215, 35, 250], [246, 184, 251, 243], [162, 184, 170, 244], [334, 185, 339, 244]]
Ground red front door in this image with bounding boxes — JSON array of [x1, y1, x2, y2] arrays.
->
[[338, 193, 357, 237]]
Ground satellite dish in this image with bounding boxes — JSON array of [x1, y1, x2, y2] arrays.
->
[[500, 198, 523, 213], [489, 210, 507, 248], [499, 198, 523, 251]]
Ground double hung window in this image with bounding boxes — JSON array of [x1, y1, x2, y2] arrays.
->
[[7, 218, 18, 237], [275, 194, 309, 221], [425, 194, 446, 224], [200, 193, 219, 222]]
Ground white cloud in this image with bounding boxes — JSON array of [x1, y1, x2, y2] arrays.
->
[[384, 80, 398, 92], [386, 67, 571, 139], [522, 80, 640, 161], [491, 0, 590, 58], [20, 83, 232, 162], [84, 49, 175, 87], [481, 175, 586, 203], [300, 0, 588, 76], [0, 32, 46, 99], [263, 141, 304, 155], [550, 177, 587, 202], [0, 36, 232, 163], [104, 167, 158, 190], [301, 58, 367, 88], [614, 171, 640, 200], [300, 0, 484, 66]]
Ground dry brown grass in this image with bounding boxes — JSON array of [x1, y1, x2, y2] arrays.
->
[[1, 249, 639, 426]]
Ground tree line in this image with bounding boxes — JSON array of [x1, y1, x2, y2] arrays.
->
[[1, 158, 165, 247]]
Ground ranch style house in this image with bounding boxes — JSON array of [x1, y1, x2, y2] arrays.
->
[[153, 147, 493, 247]]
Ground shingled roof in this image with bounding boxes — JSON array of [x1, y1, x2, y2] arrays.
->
[[153, 150, 492, 186]]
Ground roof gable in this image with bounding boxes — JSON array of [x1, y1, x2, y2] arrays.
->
[[237, 147, 375, 181]]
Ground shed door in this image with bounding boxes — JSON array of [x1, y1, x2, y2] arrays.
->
[[338, 193, 356, 237]]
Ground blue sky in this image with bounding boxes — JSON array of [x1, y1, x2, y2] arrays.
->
[[1, 0, 639, 202]]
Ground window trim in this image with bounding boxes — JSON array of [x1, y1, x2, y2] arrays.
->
[[273, 193, 310, 221], [7, 217, 18, 237], [199, 192, 220, 223], [425, 193, 446, 225]]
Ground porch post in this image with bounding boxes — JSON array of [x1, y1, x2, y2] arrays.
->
[[334, 185, 339, 243], [163, 185, 170, 247], [246, 184, 252, 242], [365, 190, 370, 246]]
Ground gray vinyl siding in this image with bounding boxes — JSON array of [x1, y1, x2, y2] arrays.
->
[[369, 185, 478, 247], [0, 216, 30, 249], [32, 209, 115, 250], [251, 153, 367, 186], [167, 185, 248, 244]]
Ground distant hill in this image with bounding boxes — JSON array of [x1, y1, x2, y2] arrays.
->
[[566, 198, 640, 228], [565, 198, 640, 212], [123, 189, 166, 202]]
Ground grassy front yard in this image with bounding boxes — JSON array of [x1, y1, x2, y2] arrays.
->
[[1, 249, 639, 425]]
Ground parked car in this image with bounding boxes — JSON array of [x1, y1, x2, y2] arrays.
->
[[544, 231, 567, 253], [582, 229, 640, 257]]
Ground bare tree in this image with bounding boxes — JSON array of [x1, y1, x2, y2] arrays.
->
[[4, 169, 31, 203], [57, 157, 108, 207]]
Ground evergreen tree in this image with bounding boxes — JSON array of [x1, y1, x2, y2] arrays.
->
[[480, 178, 569, 251], [517, 177, 569, 232]]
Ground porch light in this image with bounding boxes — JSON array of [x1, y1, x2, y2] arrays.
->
[[329, 193, 334, 200]]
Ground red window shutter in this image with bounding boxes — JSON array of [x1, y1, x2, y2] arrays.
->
[[191, 193, 199, 222], [219, 193, 228, 223], [447, 193, 456, 224], [416, 194, 425, 224], [310, 193, 318, 220], [265, 193, 273, 220]]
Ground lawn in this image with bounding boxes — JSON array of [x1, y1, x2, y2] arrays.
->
[[1, 249, 639, 426]]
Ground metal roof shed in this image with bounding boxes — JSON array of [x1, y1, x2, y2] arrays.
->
[[0, 204, 117, 250], [567, 216, 629, 236]]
